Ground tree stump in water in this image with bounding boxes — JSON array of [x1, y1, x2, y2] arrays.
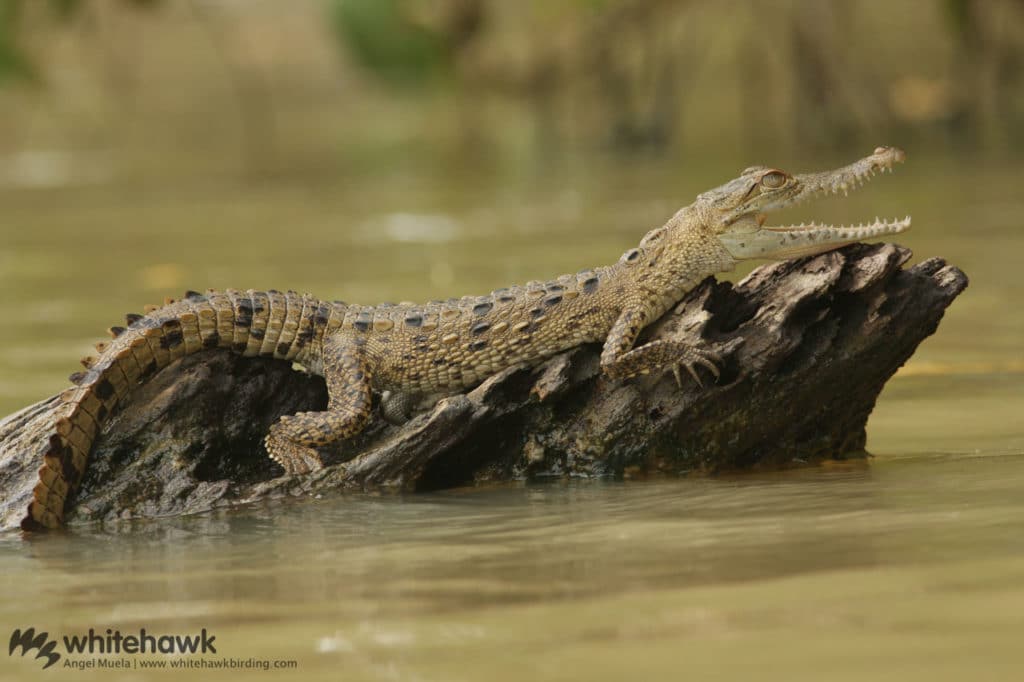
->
[[0, 244, 967, 530]]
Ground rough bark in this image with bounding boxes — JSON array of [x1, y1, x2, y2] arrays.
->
[[0, 244, 968, 530]]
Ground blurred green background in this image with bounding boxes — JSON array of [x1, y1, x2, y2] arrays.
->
[[1, 4, 1024, 681], [2, 0, 1023, 177]]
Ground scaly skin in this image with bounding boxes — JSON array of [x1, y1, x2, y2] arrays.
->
[[22, 147, 910, 531]]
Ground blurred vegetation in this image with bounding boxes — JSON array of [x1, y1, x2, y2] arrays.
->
[[0, 0, 156, 83], [0, 0, 1022, 185], [327, 0, 465, 86], [324, 0, 1024, 150], [0, 0, 34, 82]]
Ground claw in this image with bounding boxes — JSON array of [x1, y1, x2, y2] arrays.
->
[[674, 350, 721, 389], [696, 355, 721, 379], [264, 431, 324, 476], [684, 362, 703, 388]]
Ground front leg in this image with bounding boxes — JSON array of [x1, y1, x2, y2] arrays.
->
[[601, 308, 720, 387], [264, 337, 374, 475]]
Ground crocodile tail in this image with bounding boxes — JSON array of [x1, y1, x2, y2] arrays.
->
[[21, 288, 335, 531]]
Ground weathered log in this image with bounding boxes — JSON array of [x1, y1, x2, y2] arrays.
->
[[0, 244, 967, 530]]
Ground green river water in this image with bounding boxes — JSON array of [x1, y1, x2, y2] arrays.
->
[[1, 148, 1022, 680]]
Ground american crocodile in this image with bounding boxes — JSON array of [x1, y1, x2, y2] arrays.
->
[[23, 146, 910, 530]]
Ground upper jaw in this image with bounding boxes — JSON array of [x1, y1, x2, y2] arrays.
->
[[784, 145, 906, 205]]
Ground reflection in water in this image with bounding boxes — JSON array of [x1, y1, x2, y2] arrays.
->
[[3, 453, 1024, 680]]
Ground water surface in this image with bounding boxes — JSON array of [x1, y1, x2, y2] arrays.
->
[[3, 455, 1024, 681]]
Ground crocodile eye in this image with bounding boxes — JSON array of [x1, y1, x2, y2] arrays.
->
[[760, 171, 787, 189]]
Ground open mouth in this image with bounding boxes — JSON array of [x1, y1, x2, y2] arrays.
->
[[721, 147, 912, 260]]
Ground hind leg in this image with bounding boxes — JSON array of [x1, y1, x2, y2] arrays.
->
[[265, 339, 373, 475]]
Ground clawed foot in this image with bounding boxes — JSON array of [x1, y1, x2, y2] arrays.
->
[[669, 349, 722, 389], [264, 429, 324, 476], [603, 341, 723, 388]]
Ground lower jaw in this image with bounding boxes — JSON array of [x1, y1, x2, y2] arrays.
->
[[721, 233, 865, 260]]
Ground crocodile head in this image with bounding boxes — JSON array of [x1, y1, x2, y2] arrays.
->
[[698, 146, 910, 261]]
